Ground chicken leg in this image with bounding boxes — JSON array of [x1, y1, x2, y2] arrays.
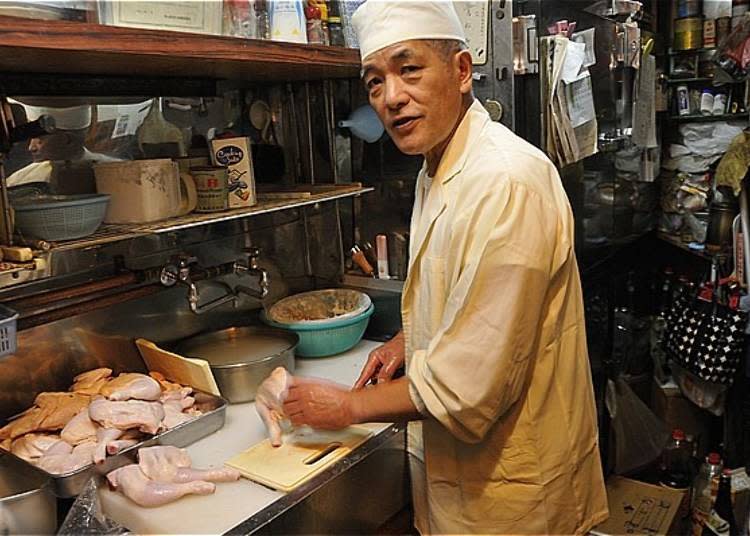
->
[[138, 446, 240, 483], [101, 373, 162, 402], [107, 464, 215, 507]]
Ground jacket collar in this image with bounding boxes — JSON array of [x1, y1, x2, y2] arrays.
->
[[405, 99, 490, 285]]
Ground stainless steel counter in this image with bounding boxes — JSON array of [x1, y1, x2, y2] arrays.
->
[[100, 340, 409, 535]]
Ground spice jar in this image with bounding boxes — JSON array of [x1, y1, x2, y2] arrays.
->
[[712, 92, 728, 115], [328, 16, 344, 46], [700, 89, 715, 115]]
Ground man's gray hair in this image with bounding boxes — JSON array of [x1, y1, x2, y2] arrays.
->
[[427, 39, 469, 63]]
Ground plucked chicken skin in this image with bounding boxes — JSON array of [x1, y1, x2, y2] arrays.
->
[[60, 409, 98, 445], [107, 464, 215, 507], [70, 368, 112, 395], [101, 373, 162, 402], [89, 398, 165, 434], [10, 433, 61, 462], [0, 392, 90, 440]]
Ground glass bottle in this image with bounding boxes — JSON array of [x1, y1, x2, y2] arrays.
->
[[691, 452, 724, 535]]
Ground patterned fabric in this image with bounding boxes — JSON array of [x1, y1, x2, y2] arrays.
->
[[664, 286, 746, 385]]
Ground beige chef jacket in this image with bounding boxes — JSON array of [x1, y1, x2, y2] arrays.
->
[[402, 100, 608, 534]]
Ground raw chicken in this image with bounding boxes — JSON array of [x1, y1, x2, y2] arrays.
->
[[160, 388, 198, 430], [107, 464, 215, 507], [70, 368, 112, 395], [9, 433, 61, 462], [137, 446, 239, 484], [93, 428, 124, 464], [36, 441, 95, 475], [0, 392, 90, 440], [149, 371, 184, 392], [60, 410, 98, 445], [106, 438, 139, 456], [101, 373, 162, 402], [89, 398, 165, 434], [255, 367, 293, 447], [138, 446, 239, 484]]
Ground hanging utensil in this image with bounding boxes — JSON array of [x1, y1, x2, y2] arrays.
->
[[136, 98, 186, 158]]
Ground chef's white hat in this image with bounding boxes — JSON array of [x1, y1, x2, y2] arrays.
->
[[23, 104, 91, 130], [352, 1, 466, 60]]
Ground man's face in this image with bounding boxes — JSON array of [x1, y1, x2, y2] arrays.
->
[[362, 40, 467, 156]]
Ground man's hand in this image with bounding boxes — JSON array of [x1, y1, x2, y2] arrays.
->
[[255, 367, 293, 447], [283, 377, 355, 430], [353, 331, 405, 390]]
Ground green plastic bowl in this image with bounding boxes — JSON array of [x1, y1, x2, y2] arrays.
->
[[262, 304, 374, 358]]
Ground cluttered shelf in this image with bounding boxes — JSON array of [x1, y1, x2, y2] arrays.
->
[[0, 15, 361, 82], [669, 112, 749, 123], [656, 231, 714, 261], [18, 184, 372, 254]]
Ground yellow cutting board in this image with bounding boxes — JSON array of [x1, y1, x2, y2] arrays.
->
[[226, 426, 373, 492], [135, 338, 221, 396]]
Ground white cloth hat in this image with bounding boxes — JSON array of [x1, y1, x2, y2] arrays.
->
[[24, 104, 91, 130], [352, 1, 466, 60]]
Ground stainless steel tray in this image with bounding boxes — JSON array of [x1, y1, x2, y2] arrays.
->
[[0, 391, 227, 498]]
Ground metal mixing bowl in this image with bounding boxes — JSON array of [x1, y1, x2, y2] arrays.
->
[[176, 326, 298, 403]]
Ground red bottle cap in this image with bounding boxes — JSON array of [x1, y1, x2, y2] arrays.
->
[[708, 452, 722, 464], [672, 429, 686, 441]]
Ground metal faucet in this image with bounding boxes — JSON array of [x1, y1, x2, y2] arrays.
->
[[233, 247, 269, 300], [160, 254, 238, 314]]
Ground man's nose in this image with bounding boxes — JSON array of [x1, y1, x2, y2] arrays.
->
[[384, 78, 409, 110], [28, 138, 41, 153]]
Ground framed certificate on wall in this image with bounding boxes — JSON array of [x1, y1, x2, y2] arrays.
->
[[98, 1, 223, 35]]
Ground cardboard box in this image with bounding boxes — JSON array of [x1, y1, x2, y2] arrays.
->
[[592, 477, 686, 536], [211, 137, 256, 208], [651, 378, 713, 457]]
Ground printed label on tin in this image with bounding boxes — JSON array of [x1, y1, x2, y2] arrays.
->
[[215, 145, 244, 166]]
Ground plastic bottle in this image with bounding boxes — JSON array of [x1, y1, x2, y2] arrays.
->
[[713, 92, 728, 115], [691, 452, 724, 535], [701, 89, 715, 115]]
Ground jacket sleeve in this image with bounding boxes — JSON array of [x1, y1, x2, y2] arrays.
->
[[408, 181, 567, 444]]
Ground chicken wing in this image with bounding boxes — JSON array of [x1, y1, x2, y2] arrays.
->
[[107, 464, 215, 507], [101, 373, 162, 402]]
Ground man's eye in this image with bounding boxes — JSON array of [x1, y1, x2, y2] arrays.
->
[[366, 78, 382, 91], [402, 65, 421, 74]]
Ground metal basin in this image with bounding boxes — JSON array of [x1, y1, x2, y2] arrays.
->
[[0, 454, 56, 534], [176, 326, 298, 403]]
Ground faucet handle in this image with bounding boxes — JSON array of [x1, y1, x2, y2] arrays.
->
[[243, 247, 261, 258], [176, 254, 198, 268]]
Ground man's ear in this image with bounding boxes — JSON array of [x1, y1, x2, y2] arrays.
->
[[456, 50, 473, 95]]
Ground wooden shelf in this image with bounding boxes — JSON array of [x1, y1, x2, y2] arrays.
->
[[0, 15, 361, 82], [669, 112, 749, 123], [656, 231, 713, 260]]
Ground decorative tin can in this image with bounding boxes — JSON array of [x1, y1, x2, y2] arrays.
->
[[674, 17, 704, 50], [677, 0, 702, 18], [190, 166, 229, 212], [704, 19, 716, 47]]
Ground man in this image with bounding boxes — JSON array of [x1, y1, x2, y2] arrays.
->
[[260, 1, 608, 533], [7, 104, 119, 188]]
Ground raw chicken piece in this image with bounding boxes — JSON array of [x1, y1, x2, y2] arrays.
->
[[93, 428, 123, 464], [138, 446, 240, 484], [160, 388, 197, 430], [255, 367, 293, 447], [70, 368, 112, 395], [9, 433, 61, 462], [107, 464, 215, 507], [0, 392, 90, 440], [101, 373, 162, 402], [89, 398, 165, 434], [149, 371, 185, 392], [36, 441, 95, 475], [0, 439, 10, 451], [106, 439, 139, 455], [60, 410, 98, 445]]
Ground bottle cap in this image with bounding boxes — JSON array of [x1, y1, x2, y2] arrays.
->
[[723, 468, 732, 476], [672, 428, 686, 441], [708, 452, 722, 464]]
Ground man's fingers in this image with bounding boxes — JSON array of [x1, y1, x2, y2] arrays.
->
[[353, 354, 381, 390]]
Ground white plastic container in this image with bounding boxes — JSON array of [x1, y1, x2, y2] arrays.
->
[[93, 159, 196, 224]]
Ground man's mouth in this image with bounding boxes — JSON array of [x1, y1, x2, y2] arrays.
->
[[391, 116, 419, 130]]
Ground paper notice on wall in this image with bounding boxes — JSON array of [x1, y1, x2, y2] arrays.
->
[[571, 27, 596, 68], [633, 54, 658, 148], [561, 40, 587, 84], [564, 72, 596, 128]]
